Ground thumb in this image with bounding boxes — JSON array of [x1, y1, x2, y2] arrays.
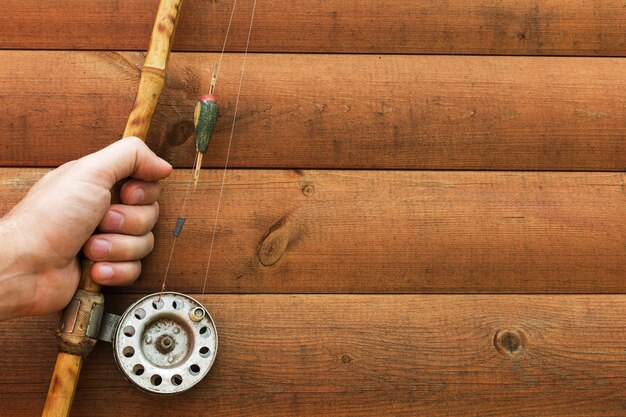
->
[[80, 137, 172, 189]]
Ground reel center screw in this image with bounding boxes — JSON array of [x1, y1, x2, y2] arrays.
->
[[156, 335, 176, 354]]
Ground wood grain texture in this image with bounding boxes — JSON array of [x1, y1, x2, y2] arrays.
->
[[42, 353, 83, 417], [1, 169, 623, 293], [1, 51, 625, 171], [3, 295, 626, 416], [2, 1, 626, 56]]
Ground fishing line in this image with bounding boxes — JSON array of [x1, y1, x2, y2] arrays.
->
[[158, 156, 197, 295], [159, 0, 240, 296], [201, 0, 258, 295], [159, 0, 257, 296]]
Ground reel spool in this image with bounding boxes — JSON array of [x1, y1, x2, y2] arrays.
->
[[108, 292, 218, 394]]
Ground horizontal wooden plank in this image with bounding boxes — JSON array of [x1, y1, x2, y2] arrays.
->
[[1, 52, 625, 171], [0, 169, 623, 293], [3, 295, 626, 416], [2, 1, 626, 56]]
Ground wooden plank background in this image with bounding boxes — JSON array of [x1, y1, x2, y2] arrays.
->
[[0, 0, 624, 416], [3, 0, 626, 55], [1, 169, 623, 293], [1, 52, 625, 170], [3, 295, 626, 416]]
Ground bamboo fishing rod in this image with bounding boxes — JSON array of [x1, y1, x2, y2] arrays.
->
[[42, 1, 184, 415]]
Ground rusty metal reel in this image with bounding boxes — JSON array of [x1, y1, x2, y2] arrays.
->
[[110, 292, 218, 394]]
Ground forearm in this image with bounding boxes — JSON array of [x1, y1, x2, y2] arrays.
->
[[0, 216, 36, 320]]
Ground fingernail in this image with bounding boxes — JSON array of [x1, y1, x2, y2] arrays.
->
[[98, 264, 114, 281], [91, 239, 112, 259], [104, 210, 124, 230], [129, 188, 145, 204]]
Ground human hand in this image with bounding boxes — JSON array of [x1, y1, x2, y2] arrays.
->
[[0, 137, 172, 320]]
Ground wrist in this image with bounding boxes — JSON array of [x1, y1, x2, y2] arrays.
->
[[0, 215, 37, 320]]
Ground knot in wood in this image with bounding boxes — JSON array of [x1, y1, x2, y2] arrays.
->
[[258, 218, 291, 266], [167, 120, 194, 146], [302, 184, 315, 197], [258, 230, 288, 266], [494, 328, 526, 357]]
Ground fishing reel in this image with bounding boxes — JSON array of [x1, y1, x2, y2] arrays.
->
[[96, 292, 218, 394]]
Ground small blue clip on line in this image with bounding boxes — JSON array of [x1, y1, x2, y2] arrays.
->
[[172, 216, 186, 237]]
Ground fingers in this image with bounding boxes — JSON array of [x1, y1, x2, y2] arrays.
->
[[99, 203, 159, 236], [77, 137, 169, 287], [120, 180, 162, 205], [80, 137, 172, 189], [83, 232, 154, 262], [88, 191, 159, 287], [84, 231, 154, 286], [90, 261, 142, 286]]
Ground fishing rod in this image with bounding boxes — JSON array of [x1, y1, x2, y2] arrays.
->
[[41, 1, 217, 415]]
